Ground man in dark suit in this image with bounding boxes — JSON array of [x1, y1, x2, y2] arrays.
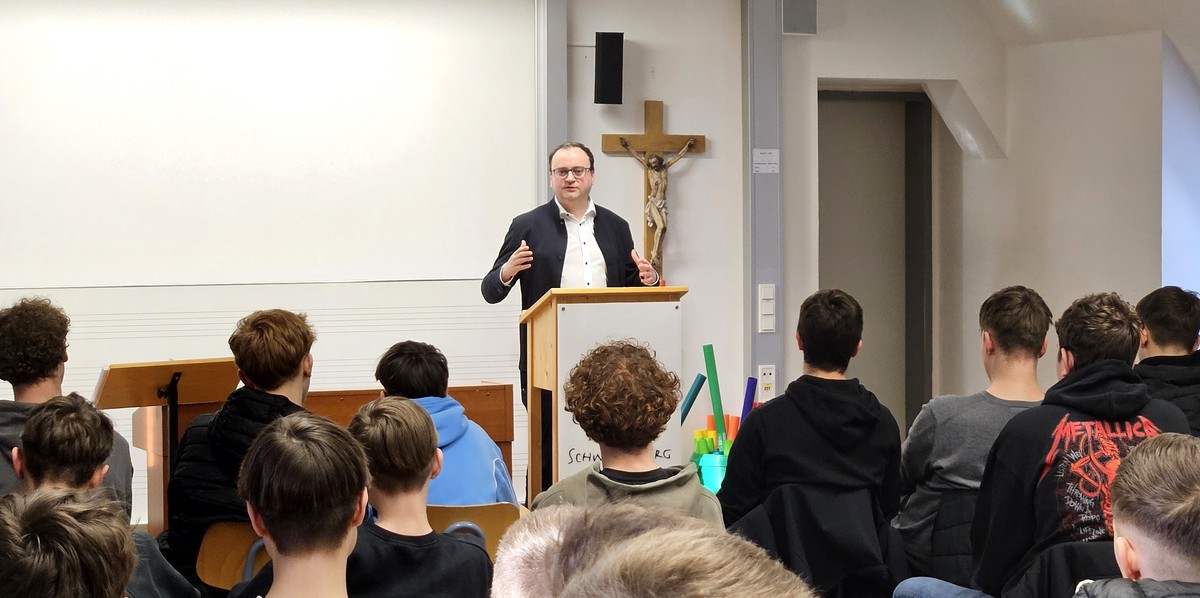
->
[[482, 141, 659, 494]]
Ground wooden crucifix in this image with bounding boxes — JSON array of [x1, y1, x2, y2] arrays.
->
[[602, 100, 706, 277]]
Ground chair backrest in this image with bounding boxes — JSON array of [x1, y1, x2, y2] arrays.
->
[[1001, 541, 1120, 598], [427, 502, 522, 561], [196, 522, 272, 590], [929, 489, 979, 586]]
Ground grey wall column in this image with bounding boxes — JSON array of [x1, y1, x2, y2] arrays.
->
[[538, 0, 568, 181], [743, 0, 786, 384]]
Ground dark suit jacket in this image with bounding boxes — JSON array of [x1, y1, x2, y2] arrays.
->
[[481, 199, 643, 372]]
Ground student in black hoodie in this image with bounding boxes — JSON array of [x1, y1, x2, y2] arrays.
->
[[158, 309, 314, 592], [971, 292, 1190, 597], [1134, 286, 1200, 435], [717, 289, 901, 528]]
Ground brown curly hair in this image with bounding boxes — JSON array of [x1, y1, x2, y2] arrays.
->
[[564, 340, 680, 450], [0, 298, 70, 386]]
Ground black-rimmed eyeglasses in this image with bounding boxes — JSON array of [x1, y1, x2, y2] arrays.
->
[[551, 167, 593, 179]]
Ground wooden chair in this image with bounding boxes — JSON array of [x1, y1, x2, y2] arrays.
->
[[196, 522, 271, 590], [427, 502, 523, 561]]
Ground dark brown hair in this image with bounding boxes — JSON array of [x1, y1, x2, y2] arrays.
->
[[1136, 286, 1200, 352], [979, 285, 1053, 357], [564, 340, 680, 450], [1112, 433, 1200, 568], [348, 397, 438, 494], [1055, 292, 1142, 368], [797, 289, 863, 373], [549, 142, 595, 170], [228, 309, 315, 390], [20, 393, 113, 488], [0, 488, 135, 598], [0, 297, 69, 386], [375, 341, 449, 398], [238, 412, 369, 556]]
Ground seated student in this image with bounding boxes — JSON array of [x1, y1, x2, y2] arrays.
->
[[375, 340, 517, 505], [1073, 433, 1200, 597], [233, 398, 492, 598], [492, 502, 815, 598], [530, 340, 722, 526], [0, 488, 137, 598], [0, 297, 134, 513], [11, 393, 198, 598], [1134, 286, 1200, 435], [717, 289, 901, 528], [895, 286, 1052, 577], [967, 293, 1190, 597], [238, 412, 369, 598], [159, 309, 314, 586]]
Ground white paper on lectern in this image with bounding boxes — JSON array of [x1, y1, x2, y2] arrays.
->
[[555, 302, 684, 481]]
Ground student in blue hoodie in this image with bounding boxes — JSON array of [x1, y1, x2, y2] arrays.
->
[[375, 341, 518, 505]]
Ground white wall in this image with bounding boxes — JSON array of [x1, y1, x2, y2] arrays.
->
[[783, 2, 1169, 396], [1161, 38, 1200, 291], [567, 0, 745, 434], [955, 31, 1164, 391]]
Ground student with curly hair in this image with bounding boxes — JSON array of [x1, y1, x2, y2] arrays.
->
[[0, 297, 133, 513], [529, 340, 722, 526]]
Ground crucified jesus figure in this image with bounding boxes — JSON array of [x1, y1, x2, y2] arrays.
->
[[620, 136, 696, 270]]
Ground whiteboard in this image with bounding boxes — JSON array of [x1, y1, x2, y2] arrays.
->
[[0, 1, 538, 288], [555, 302, 684, 481]]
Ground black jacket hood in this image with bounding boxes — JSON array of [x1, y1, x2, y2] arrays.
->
[[785, 375, 883, 450], [1044, 359, 1150, 420], [1135, 352, 1200, 389]]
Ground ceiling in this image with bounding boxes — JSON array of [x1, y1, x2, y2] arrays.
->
[[979, 0, 1200, 77]]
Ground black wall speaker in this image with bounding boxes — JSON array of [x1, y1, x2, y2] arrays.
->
[[594, 32, 624, 105]]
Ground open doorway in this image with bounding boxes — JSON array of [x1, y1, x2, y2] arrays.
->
[[817, 91, 932, 431]]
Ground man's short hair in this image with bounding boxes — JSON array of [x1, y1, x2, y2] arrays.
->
[[1136, 286, 1200, 352], [348, 397, 437, 494], [979, 285, 1053, 358], [493, 503, 814, 598], [797, 289, 864, 373], [1055, 292, 1142, 369], [0, 297, 70, 386], [20, 393, 113, 488], [0, 488, 136, 598], [228, 309, 315, 390], [548, 142, 595, 169], [1111, 433, 1200, 576], [563, 340, 680, 450], [374, 341, 449, 398], [237, 412, 369, 557]]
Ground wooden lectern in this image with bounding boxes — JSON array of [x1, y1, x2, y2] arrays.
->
[[95, 358, 240, 533], [519, 286, 687, 495]]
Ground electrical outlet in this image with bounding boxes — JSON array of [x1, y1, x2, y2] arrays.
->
[[758, 365, 777, 398]]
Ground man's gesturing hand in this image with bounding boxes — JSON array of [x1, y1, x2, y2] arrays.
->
[[502, 240, 533, 285], [632, 249, 659, 286]]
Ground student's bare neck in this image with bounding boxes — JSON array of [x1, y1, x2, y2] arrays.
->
[[802, 365, 847, 380], [263, 377, 306, 407], [598, 444, 658, 472], [986, 357, 1043, 402], [371, 490, 434, 537], [12, 379, 63, 404], [266, 550, 351, 598], [1142, 343, 1193, 359]]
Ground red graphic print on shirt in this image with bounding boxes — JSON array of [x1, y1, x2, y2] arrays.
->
[[1037, 415, 1161, 541]]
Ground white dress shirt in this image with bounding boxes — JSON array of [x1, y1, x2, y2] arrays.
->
[[556, 198, 608, 289]]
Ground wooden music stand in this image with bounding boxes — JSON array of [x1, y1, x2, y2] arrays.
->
[[95, 358, 239, 535], [519, 286, 687, 495]]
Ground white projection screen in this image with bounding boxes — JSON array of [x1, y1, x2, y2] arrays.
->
[[0, 1, 538, 287]]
